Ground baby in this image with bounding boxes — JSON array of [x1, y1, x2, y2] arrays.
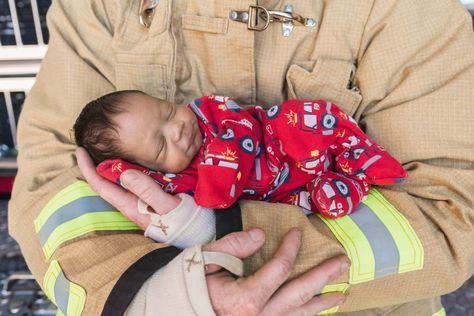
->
[[74, 90, 407, 222]]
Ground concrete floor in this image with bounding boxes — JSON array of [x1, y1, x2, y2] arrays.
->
[[442, 276, 474, 316]]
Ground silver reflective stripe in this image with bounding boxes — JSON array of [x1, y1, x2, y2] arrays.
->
[[38, 196, 115, 247], [54, 269, 70, 314], [351, 203, 400, 278], [43, 260, 87, 315]]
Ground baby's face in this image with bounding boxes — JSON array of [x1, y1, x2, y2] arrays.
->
[[114, 93, 202, 173]]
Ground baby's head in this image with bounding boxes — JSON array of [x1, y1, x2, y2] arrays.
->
[[74, 90, 202, 173]]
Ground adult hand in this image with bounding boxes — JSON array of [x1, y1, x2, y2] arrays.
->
[[76, 147, 349, 315], [204, 228, 348, 315], [75, 147, 180, 229]]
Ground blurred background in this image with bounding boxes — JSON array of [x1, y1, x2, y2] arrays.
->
[[0, 0, 473, 315]]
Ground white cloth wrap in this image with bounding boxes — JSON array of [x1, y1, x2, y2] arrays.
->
[[125, 245, 244, 316], [142, 193, 216, 249]]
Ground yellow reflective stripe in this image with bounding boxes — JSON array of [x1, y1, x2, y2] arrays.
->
[[42, 211, 139, 259], [318, 283, 349, 315], [35, 180, 139, 259], [432, 308, 446, 316], [321, 283, 350, 293], [318, 214, 376, 283], [365, 189, 423, 273], [319, 188, 423, 284], [35, 181, 97, 232], [43, 260, 86, 316]]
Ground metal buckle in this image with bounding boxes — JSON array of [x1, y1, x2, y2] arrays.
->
[[229, 5, 270, 31], [139, 0, 159, 28], [229, 4, 316, 33], [247, 5, 271, 31]]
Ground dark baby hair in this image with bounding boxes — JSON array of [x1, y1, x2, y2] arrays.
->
[[73, 90, 143, 164]]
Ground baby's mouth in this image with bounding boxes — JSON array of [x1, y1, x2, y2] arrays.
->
[[185, 125, 201, 156]]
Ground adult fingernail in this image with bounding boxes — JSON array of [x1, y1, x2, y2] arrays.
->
[[336, 297, 345, 306], [121, 171, 138, 186], [290, 227, 302, 239], [296, 229, 302, 238], [248, 228, 264, 242]]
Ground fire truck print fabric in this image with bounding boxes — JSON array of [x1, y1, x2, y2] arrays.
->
[[97, 96, 407, 218]]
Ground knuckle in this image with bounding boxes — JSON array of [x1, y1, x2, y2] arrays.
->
[[224, 234, 245, 254], [94, 181, 111, 202], [285, 308, 309, 316], [137, 183, 155, 201], [237, 301, 256, 314], [299, 310, 311, 316], [90, 179, 104, 195], [296, 290, 311, 306], [275, 257, 293, 277], [240, 295, 262, 315], [111, 194, 133, 216]]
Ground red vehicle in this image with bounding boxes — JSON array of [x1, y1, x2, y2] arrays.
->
[[0, 159, 15, 195]]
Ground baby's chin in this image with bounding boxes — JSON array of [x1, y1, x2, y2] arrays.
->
[[167, 164, 189, 174], [165, 155, 195, 174]]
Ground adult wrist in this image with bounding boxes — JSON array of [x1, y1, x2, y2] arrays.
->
[[144, 193, 216, 248], [126, 245, 243, 316]]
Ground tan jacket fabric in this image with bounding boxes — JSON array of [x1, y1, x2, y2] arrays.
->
[[8, 0, 474, 314]]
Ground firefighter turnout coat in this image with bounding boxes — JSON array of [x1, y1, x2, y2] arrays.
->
[[8, 0, 474, 315]]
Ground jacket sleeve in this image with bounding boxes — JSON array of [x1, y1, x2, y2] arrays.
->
[[238, 0, 474, 313], [356, 0, 474, 295], [8, 1, 182, 315]]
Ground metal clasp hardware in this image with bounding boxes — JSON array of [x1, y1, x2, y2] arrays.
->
[[266, 10, 301, 24], [247, 5, 271, 31], [281, 4, 294, 36], [229, 4, 316, 33], [139, 0, 159, 28], [229, 5, 271, 31]]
